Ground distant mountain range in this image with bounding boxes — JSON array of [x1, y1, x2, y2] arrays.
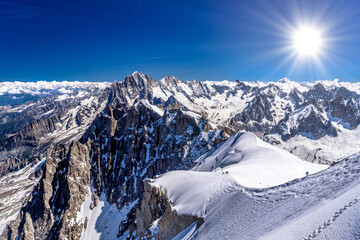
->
[[0, 81, 111, 107], [1, 72, 360, 239]]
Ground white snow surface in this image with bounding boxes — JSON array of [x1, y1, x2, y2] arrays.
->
[[0, 159, 45, 235], [194, 152, 360, 240], [77, 188, 138, 240], [192, 132, 327, 188], [151, 132, 328, 219], [151, 171, 233, 216], [138, 100, 164, 116], [172, 221, 197, 240], [151, 137, 360, 239], [277, 123, 360, 163]]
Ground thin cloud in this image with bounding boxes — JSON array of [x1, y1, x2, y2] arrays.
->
[[0, 0, 39, 20]]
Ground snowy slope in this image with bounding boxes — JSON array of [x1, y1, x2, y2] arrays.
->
[[152, 140, 360, 239], [76, 188, 138, 240], [276, 123, 360, 164], [0, 159, 44, 234], [195, 153, 360, 240], [151, 171, 233, 216], [192, 132, 327, 188], [150, 131, 327, 217]]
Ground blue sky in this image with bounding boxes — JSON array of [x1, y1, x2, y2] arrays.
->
[[1, 0, 360, 82]]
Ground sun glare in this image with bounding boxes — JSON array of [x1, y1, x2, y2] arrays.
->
[[293, 27, 322, 56]]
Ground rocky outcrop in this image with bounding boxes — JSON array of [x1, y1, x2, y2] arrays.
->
[[0, 114, 63, 155], [229, 93, 277, 136], [0, 156, 45, 236], [107, 72, 154, 106], [235, 94, 275, 124], [1, 141, 91, 240], [289, 88, 304, 106], [135, 179, 203, 240], [306, 82, 330, 100], [0, 87, 109, 161], [273, 104, 338, 141], [0, 157, 39, 178], [328, 97, 360, 129]]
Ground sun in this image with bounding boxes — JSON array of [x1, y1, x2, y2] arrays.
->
[[293, 27, 322, 56]]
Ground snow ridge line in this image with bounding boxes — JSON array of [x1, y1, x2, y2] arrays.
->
[[332, 150, 360, 165], [303, 195, 360, 240], [201, 176, 236, 216]]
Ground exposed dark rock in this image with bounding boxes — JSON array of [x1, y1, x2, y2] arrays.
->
[[306, 82, 329, 99], [328, 97, 360, 129], [0, 157, 40, 178], [231, 94, 274, 124], [272, 105, 338, 141], [1, 141, 91, 240], [136, 179, 204, 240]]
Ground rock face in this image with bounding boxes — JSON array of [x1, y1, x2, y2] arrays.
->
[[135, 179, 203, 240], [227, 84, 353, 140], [0, 156, 44, 235], [80, 97, 227, 236], [273, 104, 338, 141], [328, 97, 360, 129], [230, 93, 276, 135], [1, 141, 91, 240], [0, 87, 109, 161], [0, 157, 39, 178], [3, 72, 360, 239]]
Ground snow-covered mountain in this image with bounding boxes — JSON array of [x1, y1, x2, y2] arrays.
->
[[0, 80, 111, 107], [0, 87, 110, 160], [1, 72, 360, 239]]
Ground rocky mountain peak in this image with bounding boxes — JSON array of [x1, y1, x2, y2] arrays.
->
[[307, 82, 328, 98], [107, 72, 154, 106], [335, 86, 357, 99], [289, 88, 304, 105], [160, 76, 179, 87], [277, 77, 292, 84], [124, 71, 153, 90]]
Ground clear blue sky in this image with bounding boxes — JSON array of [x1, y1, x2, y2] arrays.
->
[[1, 0, 360, 82]]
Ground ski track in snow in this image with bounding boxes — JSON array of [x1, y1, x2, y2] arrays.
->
[[303, 195, 360, 240]]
